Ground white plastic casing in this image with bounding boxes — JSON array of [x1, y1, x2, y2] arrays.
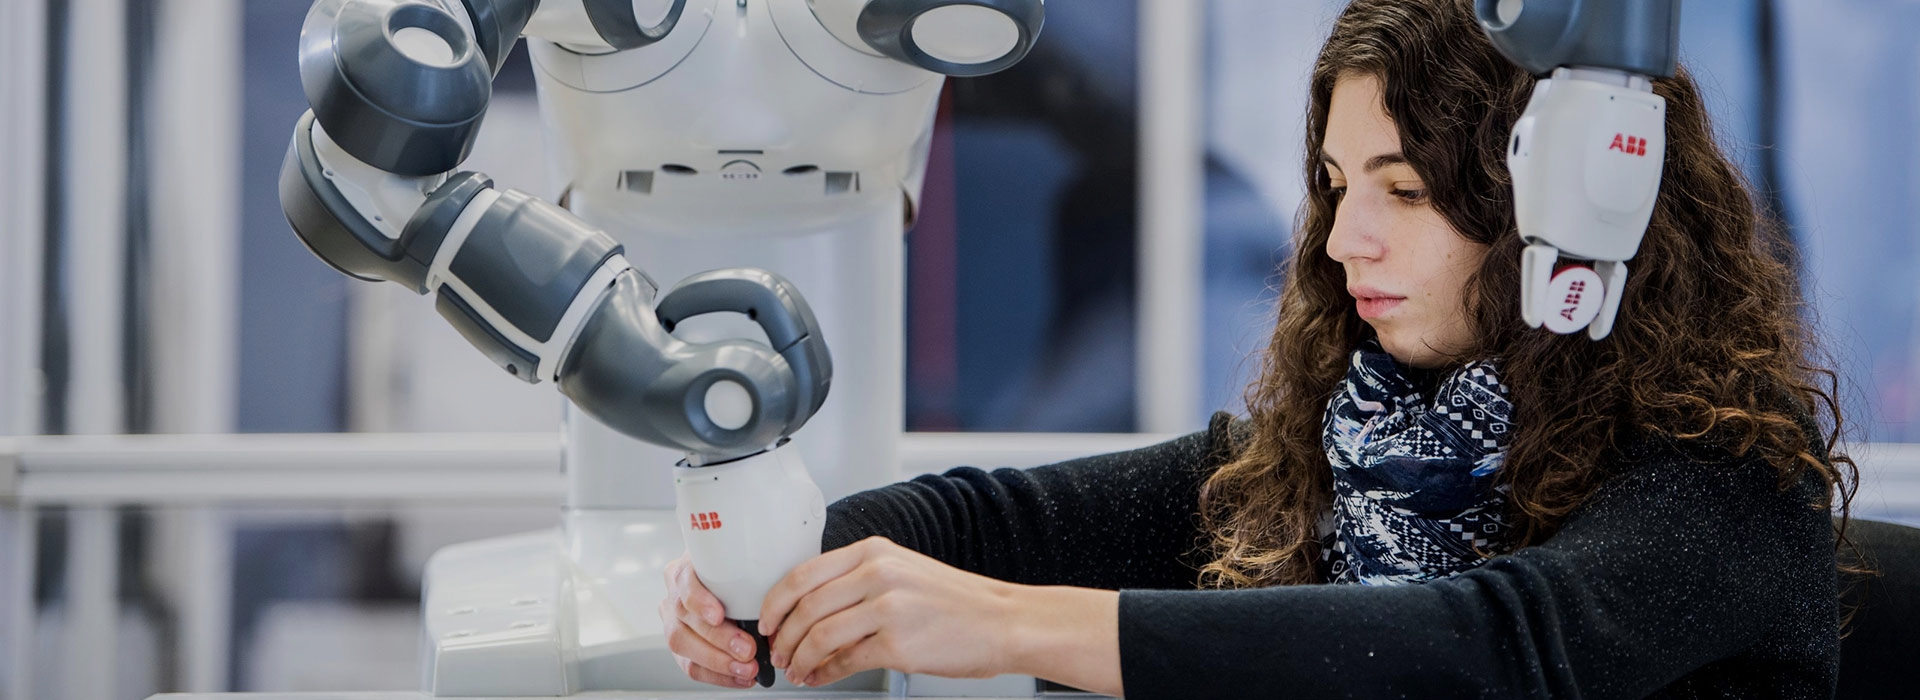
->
[[807, 0, 885, 56], [423, 531, 575, 696], [673, 442, 828, 620], [1507, 67, 1666, 339], [539, 0, 936, 511], [309, 120, 446, 241], [521, 0, 618, 52], [419, 0, 950, 693]]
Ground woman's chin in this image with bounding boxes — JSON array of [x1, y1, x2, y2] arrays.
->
[[1376, 334, 1441, 369]]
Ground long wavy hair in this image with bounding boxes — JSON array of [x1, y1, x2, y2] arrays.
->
[[1197, 0, 1857, 588]]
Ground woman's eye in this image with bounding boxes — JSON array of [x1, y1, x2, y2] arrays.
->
[[1390, 187, 1428, 203], [1327, 186, 1348, 201]]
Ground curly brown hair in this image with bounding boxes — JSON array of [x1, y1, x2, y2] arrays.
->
[[1196, 0, 1857, 588]]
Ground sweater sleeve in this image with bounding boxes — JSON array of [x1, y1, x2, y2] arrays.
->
[[819, 413, 1240, 591], [1118, 444, 1838, 700]]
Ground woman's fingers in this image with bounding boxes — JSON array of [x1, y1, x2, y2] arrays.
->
[[670, 556, 727, 627], [744, 538, 1029, 687], [767, 566, 876, 669], [675, 597, 757, 663], [665, 555, 753, 662], [680, 655, 755, 689], [805, 634, 890, 688], [662, 600, 762, 684], [785, 604, 884, 686], [661, 553, 760, 687], [758, 537, 882, 636]]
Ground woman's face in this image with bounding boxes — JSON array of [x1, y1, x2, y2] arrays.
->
[[1321, 74, 1487, 368]]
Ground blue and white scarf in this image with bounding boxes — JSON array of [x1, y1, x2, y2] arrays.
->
[[1321, 339, 1514, 585]]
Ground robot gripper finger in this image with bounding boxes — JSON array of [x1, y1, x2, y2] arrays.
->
[[1520, 243, 1629, 340]]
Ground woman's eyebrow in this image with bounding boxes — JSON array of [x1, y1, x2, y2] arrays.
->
[[1365, 153, 1409, 172], [1320, 152, 1409, 173]]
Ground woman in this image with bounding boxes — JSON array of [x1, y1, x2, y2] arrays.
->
[[659, 0, 1856, 696]]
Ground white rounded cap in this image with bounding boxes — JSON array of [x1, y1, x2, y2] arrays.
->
[[1496, 0, 1525, 26], [392, 26, 457, 68], [704, 380, 754, 431], [911, 5, 1020, 65]]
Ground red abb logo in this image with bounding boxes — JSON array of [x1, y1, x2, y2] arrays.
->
[[1608, 133, 1649, 156], [690, 511, 723, 531], [1560, 278, 1588, 322]]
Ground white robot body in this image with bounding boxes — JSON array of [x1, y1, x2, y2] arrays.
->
[[533, 0, 948, 513], [1507, 67, 1666, 339], [529, 1, 944, 181]]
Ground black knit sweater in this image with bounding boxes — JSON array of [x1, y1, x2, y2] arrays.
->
[[822, 413, 1840, 699]]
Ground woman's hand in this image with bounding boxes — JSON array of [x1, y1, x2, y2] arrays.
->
[[758, 536, 1122, 695], [658, 553, 763, 688], [758, 536, 1021, 687]]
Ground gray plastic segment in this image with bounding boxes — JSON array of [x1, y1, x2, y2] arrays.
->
[[456, 0, 540, 73], [558, 273, 802, 459], [857, 0, 1044, 77], [654, 269, 832, 422], [397, 171, 493, 293], [280, 110, 430, 287], [1475, 0, 1679, 78], [583, 0, 685, 50], [281, 112, 504, 292], [299, 0, 493, 175], [446, 189, 622, 345], [436, 284, 542, 382]]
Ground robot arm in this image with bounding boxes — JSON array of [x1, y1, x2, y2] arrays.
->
[[279, 0, 827, 461], [1477, 0, 1679, 340]]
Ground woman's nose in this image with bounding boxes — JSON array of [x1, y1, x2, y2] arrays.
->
[[1325, 200, 1384, 264]]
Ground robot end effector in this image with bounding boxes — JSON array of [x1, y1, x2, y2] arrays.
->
[[1476, 0, 1678, 340]]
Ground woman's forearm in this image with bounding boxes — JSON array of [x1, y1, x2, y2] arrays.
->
[[1006, 585, 1123, 697]]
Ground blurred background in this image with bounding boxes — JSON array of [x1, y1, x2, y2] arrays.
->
[[2, 0, 1918, 698]]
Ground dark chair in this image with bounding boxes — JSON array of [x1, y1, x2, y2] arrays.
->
[[1836, 518, 1920, 698]]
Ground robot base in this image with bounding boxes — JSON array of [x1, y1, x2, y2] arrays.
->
[[418, 511, 1046, 696], [419, 509, 888, 695]]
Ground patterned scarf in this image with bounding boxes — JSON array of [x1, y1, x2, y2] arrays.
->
[[1321, 339, 1514, 585]]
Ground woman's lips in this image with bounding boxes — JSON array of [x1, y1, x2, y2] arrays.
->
[[1350, 288, 1406, 320]]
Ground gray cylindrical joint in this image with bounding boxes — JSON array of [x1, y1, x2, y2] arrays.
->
[[583, 0, 687, 50], [457, 0, 540, 74], [858, 0, 1045, 78], [1475, 0, 1679, 79], [558, 274, 799, 458], [673, 349, 798, 454], [654, 269, 833, 426], [299, 0, 493, 175]]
